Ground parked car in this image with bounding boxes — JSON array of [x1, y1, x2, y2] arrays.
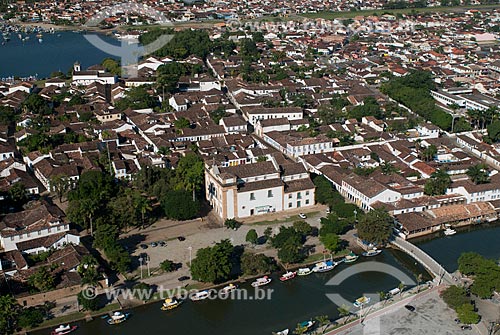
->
[[298, 213, 307, 219], [158, 241, 166, 247], [326, 208, 330, 214], [139, 244, 148, 249], [178, 276, 190, 282], [461, 325, 472, 330], [404, 305, 415, 312], [150, 242, 158, 247], [177, 236, 186, 241]]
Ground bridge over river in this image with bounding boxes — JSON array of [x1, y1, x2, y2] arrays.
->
[[391, 236, 455, 285]]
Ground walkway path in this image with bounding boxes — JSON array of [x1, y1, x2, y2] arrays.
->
[[391, 237, 454, 285]]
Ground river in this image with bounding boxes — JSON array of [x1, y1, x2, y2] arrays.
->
[[0, 31, 118, 79], [31, 225, 499, 335]]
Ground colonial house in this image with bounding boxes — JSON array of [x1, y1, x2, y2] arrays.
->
[[0, 201, 79, 253], [205, 158, 315, 220]]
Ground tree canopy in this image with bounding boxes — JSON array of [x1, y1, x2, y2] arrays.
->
[[190, 239, 235, 283], [356, 209, 393, 245]]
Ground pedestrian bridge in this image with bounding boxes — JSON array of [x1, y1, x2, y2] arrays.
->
[[391, 237, 455, 285]]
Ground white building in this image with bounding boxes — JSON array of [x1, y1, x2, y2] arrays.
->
[[205, 158, 315, 220]]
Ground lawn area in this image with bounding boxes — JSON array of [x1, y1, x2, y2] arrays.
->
[[251, 211, 320, 226], [300, 4, 500, 19]]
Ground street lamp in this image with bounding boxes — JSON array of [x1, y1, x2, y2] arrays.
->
[[138, 257, 143, 279], [146, 255, 150, 277], [353, 209, 358, 222]]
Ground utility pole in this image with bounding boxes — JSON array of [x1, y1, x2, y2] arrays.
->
[[139, 257, 143, 279], [188, 246, 193, 267], [147, 255, 150, 277]]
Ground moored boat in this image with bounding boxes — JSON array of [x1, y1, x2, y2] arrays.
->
[[275, 329, 289, 335], [51, 324, 77, 335], [353, 296, 371, 308], [362, 248, 382, 257], [298, 320, 315, 331], [312, 260, 336, 273], [106, 311, 130, 325], [444, 228, 456, 236], [343, 252, 359, 263], [160, 298, 180, 310], [251, 275, 272, 287], [220, 283, 237, 294], [279, 271, 297, 282], [190, 290, 211, 301], [297, 267, 312, 276]]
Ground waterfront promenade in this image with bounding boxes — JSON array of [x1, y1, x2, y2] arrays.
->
[[325, 284, 479, 335]]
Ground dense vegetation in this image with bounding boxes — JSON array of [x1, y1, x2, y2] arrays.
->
[[381, 71, 463, 131], [458, 252, 500, 299]]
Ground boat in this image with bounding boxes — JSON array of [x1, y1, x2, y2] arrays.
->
[[36, 33, 43, 38], [298, 320, 315, 331], [50, 325, 77, 335], [38, 38, 43, 43], [362, 248, 382, 257], [106, 311, 130, 325], [312, 260, 336, 273], [220, 283, 237, 294], [251, 276, 272, 287], [190, 290, 211, 301], [279, 271, 297, 282], [275, 329, 289, 335], [161, 298, 181, 310], [353, 296, 371, 308], [343, 252, 359, 263], [444, 228, 456, 236], [297, 267, 312, 276]]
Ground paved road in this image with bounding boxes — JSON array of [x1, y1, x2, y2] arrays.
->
[[326, 285, 480, 335]]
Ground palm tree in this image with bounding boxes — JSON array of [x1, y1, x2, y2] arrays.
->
[[293, 323, 307, 335], [338, 305, 351, 324], [378, 291, 387, 306], [466, 163, 490, 185], [315, 315, 330, 334], [0, 295, 18, 332], [398, 282, 406, 296], [134, 194, 152, 229]]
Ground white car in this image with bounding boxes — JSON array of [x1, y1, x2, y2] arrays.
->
[[298, 213, 307, 219], [326, 207, 330, 214]]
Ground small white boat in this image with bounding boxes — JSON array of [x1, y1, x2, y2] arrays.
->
[[297, 267, 312, 276], [353, 296, 371, 308], [362, 248, 382, 257], [220, 283, 237, 294], [444, 228, 456, 236], [106, 311, 129, 325], [312, 260, 336, 273], [51, 324, 77, 335], [279, 271, 297, 282], [251, 276, 272, 287], [275, 329, 289, 335], [298, 320, 315, 331], [343, 252, 359, 263], [190, 290, 211, 301]]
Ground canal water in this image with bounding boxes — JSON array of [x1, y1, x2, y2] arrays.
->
[[31, 225, 499, 334], [0, 31, 118, 78]]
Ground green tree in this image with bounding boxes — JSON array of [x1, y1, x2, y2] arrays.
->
[[420, 144, 437, 162], [487, 120, 500, 142], [315, 315, 330, 334], [320, 233, 341, 253], [263, 227, 273, 242], [0, 295, 19, 334], [190, 240, 234, 283], [466, 163, 490, 185], [174, 117, 190, 129], [175, 153, 204, 201], [161, 190, 200, 220], [441, 286, 469, 310], [240, 253, 277, 276], [338, 305, 351, 324], [356, 208, 393, 245], [277, 238, 304, 264], [320, 214, 350, 236], [245, 229, 258, 245], [160, 259, 176, 272], [224, 218, 241, 230], [424, 169, 451, 196], [28, 266, 55, 292], [114, 86, 158, 110], [8, 182, 27, 206], [17, 307, 44, 329], [50, 174, 71, 202], [77, 291, 99, 311], [133, 193, 152, 229], [456, 303, 480, 324], [292, 220, 313, 236]]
